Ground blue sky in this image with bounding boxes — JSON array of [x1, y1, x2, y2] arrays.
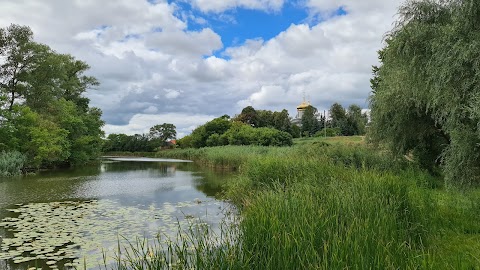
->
[[169, 1, 347, 57]]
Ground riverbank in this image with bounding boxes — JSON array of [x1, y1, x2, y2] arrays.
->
[[109, 136, 480, 269]]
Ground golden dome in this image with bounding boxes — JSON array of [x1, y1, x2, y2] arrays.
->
[[297, 101, 310, 110]]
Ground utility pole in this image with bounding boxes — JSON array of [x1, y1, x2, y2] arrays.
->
[[324, 110, 327, 138]]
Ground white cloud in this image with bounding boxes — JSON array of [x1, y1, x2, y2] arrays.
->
[[104, 113, 215, 138], [188, 0, 285, 13], [164, 89, 181, 99], [0, 0, 404, 135]]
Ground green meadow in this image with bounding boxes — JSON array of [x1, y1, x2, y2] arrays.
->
[[109, 136, 480, 269]]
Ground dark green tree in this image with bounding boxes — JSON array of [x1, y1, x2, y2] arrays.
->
[[329, 103, 347, 134], [272, 109, 292, 134], [256, 110, 274, 128], [236, 106, 259, 127], [346, 104, 368, 136], [301, 106, 320, 137]]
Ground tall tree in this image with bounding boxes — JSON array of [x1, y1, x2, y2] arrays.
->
[[236, 106, 259, 127], [149, 123, 177, 145], [370, 0, 480, 186], [301, 106, 320, 137], [0, 24, 104, 167], [346, 104, 368, 136], [256, 110, 274, 128], [0, 24, 36, 110], [272, 109, 292, 134]]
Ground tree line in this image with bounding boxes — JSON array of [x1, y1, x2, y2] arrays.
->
[[300, 103, 368, 137], [102, 123, 176, 152], [0, 24, 104, 169], [177, 103, 368, 149]]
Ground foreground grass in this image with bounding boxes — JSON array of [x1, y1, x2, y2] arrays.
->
[[113, 137, 480, 269]]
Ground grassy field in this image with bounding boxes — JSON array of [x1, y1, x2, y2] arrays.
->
[[293, 135, 365, 146], [114, 136, 480, 269]]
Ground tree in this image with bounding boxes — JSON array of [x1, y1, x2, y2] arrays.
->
[[149, 123, 176, 147], [235, 106, 259, 127], [346, 104, 368, 136], [272, 109, 293, 135], [329, 103, 347, 134], [301, 105, 320, 137], [369, 0, 480, 186], [0, 24, 36, 110], [256, 110, 274, 128], [0, 24, 104, 167]]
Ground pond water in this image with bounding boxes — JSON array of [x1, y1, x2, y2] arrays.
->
[[0, 157, 234, 269]]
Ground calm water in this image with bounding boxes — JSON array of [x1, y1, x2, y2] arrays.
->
[[0, 157, 234, 269]]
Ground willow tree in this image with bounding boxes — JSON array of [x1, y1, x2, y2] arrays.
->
[[370, 0, 480, 187]]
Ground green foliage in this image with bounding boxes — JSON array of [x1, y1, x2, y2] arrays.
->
[[301, 105, 321, 136], [179, 116, 292, 148], [0, 24, 35, 110], [28, 118, 70, 167], [220, 122, 293, 147], [235, 106, 259, 127], [178, 116, 231, 148], [103, 123, 177, 153], [153, 141, 480, 269], [0, 24, 104, 169], [235, 106, 296, 137], [149, 123, 176, 146], [369, 0, 480, 186], [291, 124, 301, 138], [315, 127, 341, 137], [346, 104, 368, 135], [329, 103, 367, 136], [0, 151, 26, 176]]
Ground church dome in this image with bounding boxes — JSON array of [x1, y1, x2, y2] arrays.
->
[[297, 101, 310, 110]]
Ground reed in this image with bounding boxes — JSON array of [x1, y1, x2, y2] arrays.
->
[[112, 137, 480, 269], [0, 151, 26, 176]]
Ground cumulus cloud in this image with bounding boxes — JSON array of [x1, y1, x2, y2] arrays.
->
[[187, 0, 285, 13], [0, 0, 404, 137], [103, 113, 216, 137]]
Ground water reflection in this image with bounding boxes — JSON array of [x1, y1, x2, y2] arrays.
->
[[0, 157, 234, 270]]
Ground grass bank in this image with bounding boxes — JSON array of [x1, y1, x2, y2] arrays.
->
[[114, 137, 480, 269]]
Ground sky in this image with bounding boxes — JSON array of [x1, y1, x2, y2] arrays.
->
[[0, 0, 403, 138]]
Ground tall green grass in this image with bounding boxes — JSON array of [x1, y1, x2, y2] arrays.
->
[[0, 151, 26, 176], [156, 145, 292, 170], [113, 138, 480, 269]]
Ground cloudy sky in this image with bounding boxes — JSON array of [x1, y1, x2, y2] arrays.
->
[[0, 0, 403, 137]]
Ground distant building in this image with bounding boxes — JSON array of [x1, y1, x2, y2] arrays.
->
[[292, 99, 311, 126]]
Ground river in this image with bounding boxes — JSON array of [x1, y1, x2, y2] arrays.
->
[[0, 157, 234, 269]]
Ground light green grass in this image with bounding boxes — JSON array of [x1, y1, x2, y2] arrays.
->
[[293, 135, 365, 146]]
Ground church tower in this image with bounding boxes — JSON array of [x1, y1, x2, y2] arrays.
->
[[296, 100, 311, 119]]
